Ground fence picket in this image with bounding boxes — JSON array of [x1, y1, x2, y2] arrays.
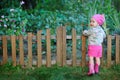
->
[[72, 29, 76, 66], [115, 35, 119, 64], [2, 36, 8, 64], [19, 35, 24, 66], [56, 27, 62, 66], [107, 35, 112, 67], [11, 35, 16, 66], [101, 45, 105, 67], [62, 27, 66, 66], [28, 33, 32, 67], [81, 35, 86, 67], [46, 29, 51, 67], [37, 30, 42, 67]]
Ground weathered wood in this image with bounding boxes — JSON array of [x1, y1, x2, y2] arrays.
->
[[19, 35, 24, 66], [28, 33, 33, 67], [37, 30, 42, 67], [72, 29, 77, 66], [115, 35, 119, 64], [107, 35, 112, 67], [0, 35, 81, 40], [56, 27, 62, 66], [62, 27, 66, 66], [11, 35, 16, 66], [101, 45, 104, 67], [2, 36, 8, 64], [46, 29, 51, 67], [81, 35, 86, 67]]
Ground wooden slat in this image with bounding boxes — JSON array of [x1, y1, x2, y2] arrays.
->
[[28, 33, 32, 68], [11, 35, 16, 66], [37, 30, 42, 67], [62, 27, 66, 66], [107, 35, 112, 67], [115, 35, 119, 64], [2, 36, 8, 64], [56, 27, 62, 66], [19, 35, 24, 66], [0, 35, 117, 40], [101, 45, 104, 67], [72, 29, 76, 66], [81, 35, 86, 67], [46, 29, 51, 67]]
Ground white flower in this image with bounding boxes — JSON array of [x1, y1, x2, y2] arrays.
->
[[4, 24, 7, 28], [1, 15, 4, 18], [14, 30, 16, 32], [6, 18, 8, 21], [20, 1, 25, 5], [10, 9, 14, 12]]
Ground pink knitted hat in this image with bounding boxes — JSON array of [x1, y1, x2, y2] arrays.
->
[[92, 14, 105, 26]]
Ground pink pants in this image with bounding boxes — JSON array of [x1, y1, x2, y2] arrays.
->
[[88, 45, 102, 58]]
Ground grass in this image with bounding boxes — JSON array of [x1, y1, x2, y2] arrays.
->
[[0, 63, 120, 80]]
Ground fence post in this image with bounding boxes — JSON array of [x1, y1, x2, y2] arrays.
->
[[115, 35, 119, 64], [37, 30, 42, 67], [2, 36, 8, 64], [107, 35, 112, 68], [81, 35, 86, 67], [46, 29, 51, 67], [11, 35, 16, 66], [28, 33, 33, 68], [19, 35, 24, 66], [72, 28, 76, 66]]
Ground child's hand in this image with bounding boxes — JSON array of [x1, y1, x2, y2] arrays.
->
[[83, 30, 88, 35]]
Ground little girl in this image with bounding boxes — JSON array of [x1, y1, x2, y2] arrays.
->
[[83, 14, 106, 76]]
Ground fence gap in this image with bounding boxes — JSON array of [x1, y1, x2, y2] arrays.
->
[[37, 30, 42, 67], [11, 35, 16, 66], [72, 28, 76, 66], [28, 33, 33, 68], [107, 35, 112, 67], [46, 29, 51, 67], [2, 36, 8, 64]]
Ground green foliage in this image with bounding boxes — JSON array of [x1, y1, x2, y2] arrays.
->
[[0, 0, 20, 9], [0, 3, 28, 35], [0, 0, 119, 35], [0, 62, 21, 72], [110, 12, 120, 34]]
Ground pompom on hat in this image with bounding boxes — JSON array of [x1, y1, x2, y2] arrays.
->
[[92, 14, 105, 26]]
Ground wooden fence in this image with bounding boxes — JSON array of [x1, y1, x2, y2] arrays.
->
[[0, 27, 120, 68]]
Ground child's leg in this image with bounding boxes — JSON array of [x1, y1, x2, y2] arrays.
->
[[89, 56, 94, 64], [88, 56, 95, 75], [95, 57, 100, 73]]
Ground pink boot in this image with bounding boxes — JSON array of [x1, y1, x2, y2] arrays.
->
[[95, 64, 99, 74], [87, 64, 95, 76]]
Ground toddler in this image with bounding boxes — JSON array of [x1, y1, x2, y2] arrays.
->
[[83, 14, 106, 76]]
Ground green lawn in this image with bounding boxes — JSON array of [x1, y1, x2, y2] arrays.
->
[[0, 63, 120, 80]]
